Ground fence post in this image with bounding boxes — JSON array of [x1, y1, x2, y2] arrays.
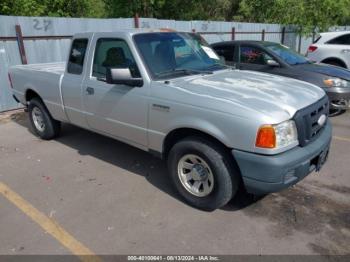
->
[[134, 13, 140, 28], [298, 33, 302, 53], [15, 24, 27, 65], [231, 27, 235, 40], [281, 26, 286, 44], [262, 29, 265, 41]]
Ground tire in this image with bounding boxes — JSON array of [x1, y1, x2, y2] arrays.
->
[[28, 97, 61, 140], [329, 108, 346, 117], [324, 60, 345, 68], [329, 100, 347, 117], [167, 137, 239, 211]]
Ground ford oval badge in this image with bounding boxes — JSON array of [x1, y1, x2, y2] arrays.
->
[[318, 114, 326, 126]]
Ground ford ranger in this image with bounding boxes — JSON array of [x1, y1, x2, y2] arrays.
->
[[9, 31, 332, 210]]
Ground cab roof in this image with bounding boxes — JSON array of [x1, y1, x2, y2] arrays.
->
[[73, 29, 181, 38]]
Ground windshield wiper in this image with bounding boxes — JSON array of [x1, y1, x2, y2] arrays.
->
[[156, 68, 213, 78], [206, 63, 232, 70], [292, 61, 312, 65]]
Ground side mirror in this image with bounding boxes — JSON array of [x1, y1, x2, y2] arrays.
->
[[267, 59, 280, 67], [106, 68, 143, 87]]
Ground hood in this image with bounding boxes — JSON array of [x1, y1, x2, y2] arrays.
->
[[295, 63, 350, 81], [169, 69, 325, 122]]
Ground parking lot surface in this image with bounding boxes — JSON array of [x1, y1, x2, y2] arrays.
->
[[0, 110, 349, 256]]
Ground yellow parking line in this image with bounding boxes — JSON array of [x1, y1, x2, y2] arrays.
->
[[0, 182, 101, 262], [333, 136, 350, 143]]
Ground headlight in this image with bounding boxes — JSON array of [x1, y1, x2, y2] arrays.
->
[[323, 78, 348, 88], [256, 120, 298, 149]]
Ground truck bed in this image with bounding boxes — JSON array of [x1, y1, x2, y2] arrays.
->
[[9, 62, 68, 122], [12, 62, 66, 75]]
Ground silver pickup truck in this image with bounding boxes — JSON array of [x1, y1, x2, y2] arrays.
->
[[9, 31, 332, 210]]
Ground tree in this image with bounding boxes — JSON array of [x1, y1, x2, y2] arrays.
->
[[104, 0, 241, 21], [0, 0, 106, 17], [44, 0, 105, 17], [1, 0, 350, 34], [159, 0, 233, 20], [239, 0, 350, 35], [0, 0, 46, 16], [104, 0, 166, 18]]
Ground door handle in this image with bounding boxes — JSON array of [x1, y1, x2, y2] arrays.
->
[[341, 49, 350, 54], [86, 87, 94, 95]]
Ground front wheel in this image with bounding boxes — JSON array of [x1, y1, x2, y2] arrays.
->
[[167, 137, 240, 211], [329, 100, 348, 117], [28, 98, 61, 140]]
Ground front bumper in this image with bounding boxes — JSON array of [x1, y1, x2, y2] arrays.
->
[[232, 122, 332, 195], [325, 87, 350, 109]]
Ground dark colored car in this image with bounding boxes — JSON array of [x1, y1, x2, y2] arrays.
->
[[211, 40, 350, 116]]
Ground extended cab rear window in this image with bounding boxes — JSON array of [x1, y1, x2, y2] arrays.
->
[[67, 39, 88, 75]]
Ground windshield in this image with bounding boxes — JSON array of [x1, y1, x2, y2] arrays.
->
[[133, 32, 226, 79], [266, 44, 311, 65]]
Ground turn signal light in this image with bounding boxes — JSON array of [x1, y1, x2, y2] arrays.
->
[[256, 125, 276, 148], [307, 45, 318, 53], [323, 79, 334, 87]]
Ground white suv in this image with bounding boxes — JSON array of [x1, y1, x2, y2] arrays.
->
[[306, 31, 350, 68]]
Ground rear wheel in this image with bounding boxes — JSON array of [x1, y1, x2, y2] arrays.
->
[[28, 98, 61, 140], [323, 60, 346, 68], [167, 137, 240, 211]]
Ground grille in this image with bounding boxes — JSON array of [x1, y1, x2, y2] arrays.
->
[[293, 96, 329, 147]]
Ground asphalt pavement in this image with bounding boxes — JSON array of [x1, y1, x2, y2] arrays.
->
[[0, 109, 349, 257]]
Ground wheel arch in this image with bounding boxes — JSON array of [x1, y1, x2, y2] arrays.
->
[[25, 89, 53, 118], [162, 127, 232, 160], [25, 88, 42, 103], [321, 57, 347, 68]]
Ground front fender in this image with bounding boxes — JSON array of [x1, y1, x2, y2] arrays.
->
[[147, 106, 259, 154]]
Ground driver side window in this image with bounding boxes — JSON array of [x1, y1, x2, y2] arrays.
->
[[92, 38, 140, 81], [240, 46, 272, 65]]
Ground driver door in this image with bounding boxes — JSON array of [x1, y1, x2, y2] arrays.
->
[[82, 36, 148, 148]]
